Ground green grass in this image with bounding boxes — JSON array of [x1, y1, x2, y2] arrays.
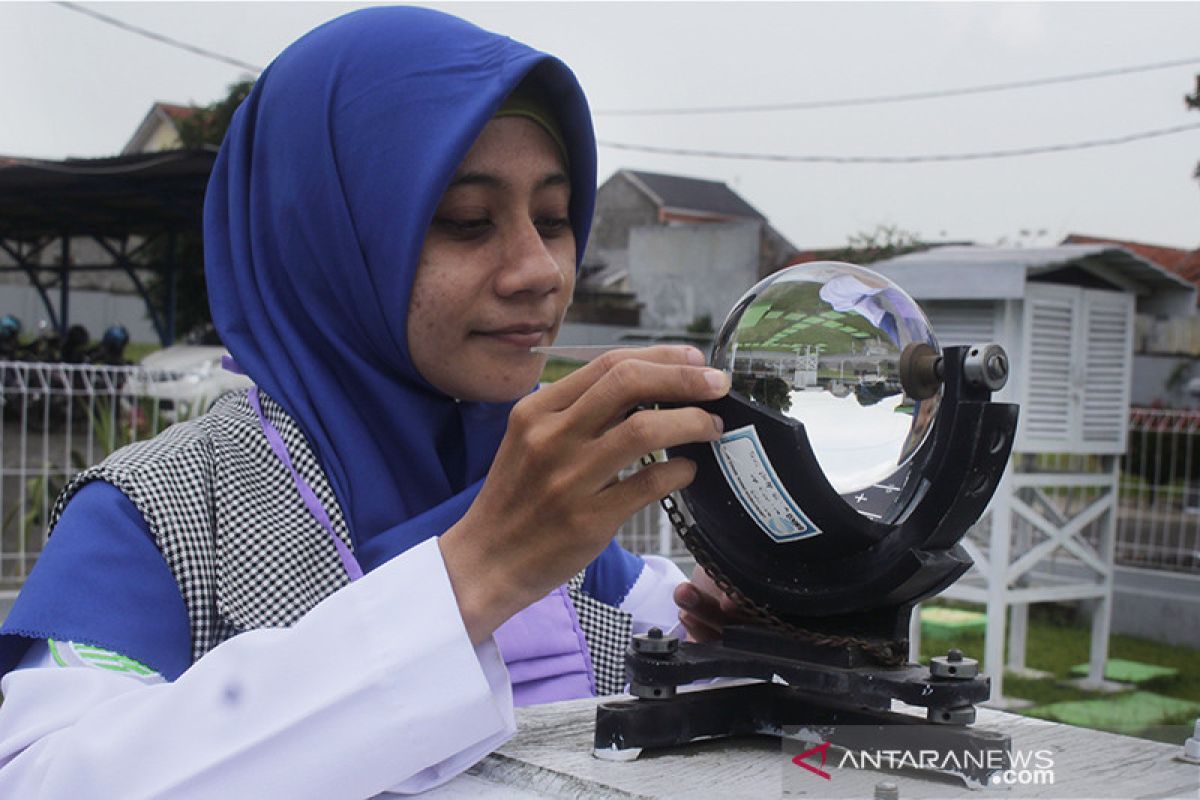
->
[[124, 341, 161, 363], [920, 601, 1200, 741], [539, 358, 582, 384]]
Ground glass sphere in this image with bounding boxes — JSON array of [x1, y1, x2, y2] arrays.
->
[[711, 261, 941, 499]]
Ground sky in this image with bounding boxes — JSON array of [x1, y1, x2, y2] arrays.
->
[[3, 1, 1199, 252]]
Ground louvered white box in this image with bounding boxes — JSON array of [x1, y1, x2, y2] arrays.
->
[[868, 244, 1194, 704]]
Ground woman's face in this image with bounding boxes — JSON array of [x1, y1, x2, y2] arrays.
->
[[408, 116, 576, 402]]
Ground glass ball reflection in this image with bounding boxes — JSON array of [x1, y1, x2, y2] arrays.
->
[[711, 261, 941, 498]]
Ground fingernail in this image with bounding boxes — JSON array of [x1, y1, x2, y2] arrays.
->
[[685, 347, 706, 366], [678, 585, 699, 609], [704, 369, 730, 392], [710, 413, 724, 435]]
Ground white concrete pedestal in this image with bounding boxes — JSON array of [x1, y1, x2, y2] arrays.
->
[[414, 694, 1199, 799]]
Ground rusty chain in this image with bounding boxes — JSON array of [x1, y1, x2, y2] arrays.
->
[[643, 451, 907, 667]]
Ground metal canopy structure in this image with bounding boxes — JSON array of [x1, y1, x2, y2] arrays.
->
[[0, 149, 216, 346]]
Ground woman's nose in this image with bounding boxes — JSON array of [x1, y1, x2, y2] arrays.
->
[[494, 220, 568, 298]]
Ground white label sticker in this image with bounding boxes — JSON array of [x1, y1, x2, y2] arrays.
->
[[711, 424, 822, 543]]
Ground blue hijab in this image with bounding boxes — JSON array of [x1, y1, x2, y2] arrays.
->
[[0, 7, 607, 679], [206, 6, 597, 565]]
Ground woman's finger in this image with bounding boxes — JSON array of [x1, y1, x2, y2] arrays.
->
[[528, 345, 706, 412], [603, 405, 723, 466], [571, 359, 729, 436], [678, 610, 722, 643], [598, 459, 697, 525], [674, 580, 724, 624], [676, 573, 757, 629], [569, 407, 721, 495]]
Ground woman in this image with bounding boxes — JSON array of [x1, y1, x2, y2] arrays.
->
[[0, 7, 733, 797]]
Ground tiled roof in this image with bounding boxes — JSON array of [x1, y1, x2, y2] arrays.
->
[[1063, 233, 1200, 283], [1177, 249, 1200, 284], [157, 103, 197, 122]]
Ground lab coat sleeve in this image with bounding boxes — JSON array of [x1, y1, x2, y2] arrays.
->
[[0, 537, 515, 799], [619, 554, 687, 637]]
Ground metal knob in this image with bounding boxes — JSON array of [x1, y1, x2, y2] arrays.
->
[[930, 648, 979, 679], [631, 627, 679, 656], [899, 342, 943, 400], [963, 343, 1009, 391]]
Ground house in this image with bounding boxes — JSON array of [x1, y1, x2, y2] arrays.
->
[[1060, 234, 1200, 406], [573, 170, 797, 336], [1062, 233, 1200, 287], [121, 102, 195, 155]]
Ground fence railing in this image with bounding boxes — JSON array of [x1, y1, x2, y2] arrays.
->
[[2, 359, 1196, 597], [1, 360, 214, 594], [1117, 408, 1200, 573]]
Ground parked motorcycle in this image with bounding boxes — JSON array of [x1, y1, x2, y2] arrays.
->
[[87, 325, 130, 366], [4, 321, 136, 432], [0, 315, 21, 359]]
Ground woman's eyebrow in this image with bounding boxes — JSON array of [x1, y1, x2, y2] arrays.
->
[[446, 170, 569, 190], [538, 172, 569, 189], [449, 171, 502, 189]]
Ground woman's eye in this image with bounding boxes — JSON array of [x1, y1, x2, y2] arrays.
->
[[535, 216, 571, 238], [433, 216, 493, 238]]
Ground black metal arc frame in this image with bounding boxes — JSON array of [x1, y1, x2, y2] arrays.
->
[[594, 344, 1020, 776]]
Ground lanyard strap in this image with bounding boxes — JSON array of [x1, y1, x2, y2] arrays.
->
[[248, 386, 364, 582]]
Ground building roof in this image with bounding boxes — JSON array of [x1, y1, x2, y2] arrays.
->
[[1063, 233, 1200, 284], [0, 149, 217, 240], [868, 244, 1196, 310], [122, 101, 197, 155], [620, 169, 766, 221], [157, 103, 196, 122]]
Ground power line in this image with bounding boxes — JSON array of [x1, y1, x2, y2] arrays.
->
[[596, 56, 1200, 116], [597, 121, 1200, 164], [56, 2, 263, 74]]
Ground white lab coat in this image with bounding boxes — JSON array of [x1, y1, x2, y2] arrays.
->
[[0, 539, 685, 798]]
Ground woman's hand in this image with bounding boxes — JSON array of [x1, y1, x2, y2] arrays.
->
[[438, 345, 730, 644], [673, 564, 756, 643]]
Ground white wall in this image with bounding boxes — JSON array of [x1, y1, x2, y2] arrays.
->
[[629, 221, 759, 331], [1, 285, 159, 344]]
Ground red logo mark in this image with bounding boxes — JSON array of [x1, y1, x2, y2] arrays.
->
[[792, 741, 832, 780]]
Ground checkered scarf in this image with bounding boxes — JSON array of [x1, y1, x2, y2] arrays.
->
[[49, 390, 630, 693]]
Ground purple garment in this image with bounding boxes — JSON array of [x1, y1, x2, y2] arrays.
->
[[493, 586, 594, 706]]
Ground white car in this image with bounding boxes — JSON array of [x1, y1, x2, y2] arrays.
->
[[123, 344, 254, 426]]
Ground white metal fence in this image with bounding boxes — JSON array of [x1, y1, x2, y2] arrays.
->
[[1118, 408, 1200, 572], [2, 360, 1195, 597], [0, 360, 205, 595]]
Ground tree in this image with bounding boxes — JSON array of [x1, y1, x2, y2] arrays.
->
[[145, 80, 254, 342], [835, 224, 926, 265], [175, 80, 254, 150], [686, 313, 714, 334]]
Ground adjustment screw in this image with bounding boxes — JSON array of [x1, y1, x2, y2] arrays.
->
[[930, 650, 979, 679], [632, 629, 679, 656], [1184, 718, 1200, 763], [985, 352, 1008, 382]]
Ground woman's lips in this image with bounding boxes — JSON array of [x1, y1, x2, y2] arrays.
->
[[478, 327, 549, 348]]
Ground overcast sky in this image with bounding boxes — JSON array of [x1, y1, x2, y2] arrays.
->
[[3, 1, 1199, 251]]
